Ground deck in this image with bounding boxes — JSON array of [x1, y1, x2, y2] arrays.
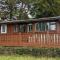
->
[[0, 32, 60, 48]]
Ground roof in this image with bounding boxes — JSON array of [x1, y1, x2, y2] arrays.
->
[[0, 16, 60, 24]]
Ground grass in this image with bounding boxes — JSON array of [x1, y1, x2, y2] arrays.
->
[[0, 55, 60, 60]]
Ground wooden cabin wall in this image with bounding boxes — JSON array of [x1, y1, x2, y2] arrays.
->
[[7, 24, 14, 33], [0, 25, 1, 34], [0, 22, 60, 48], [32, 23, 35, 32], [57, 21, 60, 33]]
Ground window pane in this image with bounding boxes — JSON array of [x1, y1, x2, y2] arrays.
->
[[36, 22, 46, 31], [36, 22, 56, 32], [46, 22, 56, 31], [14, 25, 18, 32], [49, 22, 56, 30], [39, 23, 41, 31], [19, 24, 26, 32], [28, 24, 32, 32], [1, 24, 7, 33], [41, 23, 46, 31], [36, 23, 39, 31], [2, 25, 5, 32]]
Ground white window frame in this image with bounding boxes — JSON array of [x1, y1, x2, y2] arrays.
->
[[47, 22, 56, 31], [1, 24, 7, 34], [28, 24, 32, 32], [49, 22, 56, 30]]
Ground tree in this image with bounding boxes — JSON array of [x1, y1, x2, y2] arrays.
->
[[5, 0, 30, 19], [16, 0, 30, 19], [30, 0, 60, 18], [5, 0, 16, 19], [0, 0, 60, 19]]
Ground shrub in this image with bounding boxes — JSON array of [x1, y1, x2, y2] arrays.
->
[[0, 46, 60, 57]]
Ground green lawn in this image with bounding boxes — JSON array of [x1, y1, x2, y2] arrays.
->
[[0, 55, 60, 60]]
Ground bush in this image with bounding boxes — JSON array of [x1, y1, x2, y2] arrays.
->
[[0, 46, 60, 57]]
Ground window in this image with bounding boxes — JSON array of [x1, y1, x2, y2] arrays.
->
[[1, 24, 7, 33], [19, 24, 26, 32], [35, 22, 56, 32], [49, 22, 56, 30], [14, 24, 27, 33], [35, 22, 46, 31], [14, 24, 18, 32], [28, 24, 32, 32]]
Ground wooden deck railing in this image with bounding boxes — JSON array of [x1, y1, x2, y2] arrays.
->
[[0, 32, 60, 48]]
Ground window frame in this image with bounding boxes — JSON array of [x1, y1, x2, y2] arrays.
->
[[35, 22, 46, 32], [35, 22, 57, 32], [49, 22, 57, 31], [18, 24, 26, 33], [1, 24, 7, 34], [14, 24, 18, 32], [27, 24, 33, 32]]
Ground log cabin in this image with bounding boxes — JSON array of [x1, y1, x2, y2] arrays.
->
[[0, 16, 60, 48]]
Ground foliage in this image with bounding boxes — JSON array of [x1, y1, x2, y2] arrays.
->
[[5, 0, 16, 19], [30, 0, 60, 18], [0, 0, 60, 19], [0, 47, 60, 57]]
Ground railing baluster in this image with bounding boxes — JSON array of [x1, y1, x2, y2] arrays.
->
[[38, 34, 41, 44], [56, 34, 58, 45], [54, 34, 56, 45], [44, 34, 45, 44], [41, 34, 43, 46]]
